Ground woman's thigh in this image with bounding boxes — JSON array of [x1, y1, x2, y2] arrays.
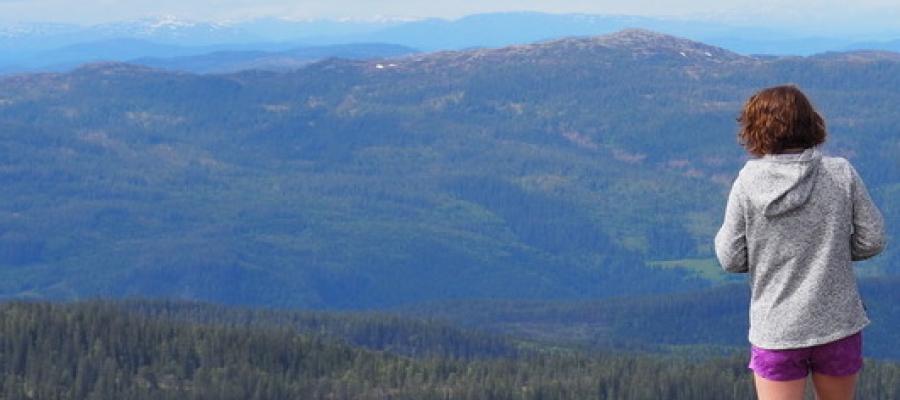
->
[[811, 372, 857, 400], [753, 373, 807, 400]]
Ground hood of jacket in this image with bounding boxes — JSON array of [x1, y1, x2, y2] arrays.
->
[[741, 148, 822, 217]]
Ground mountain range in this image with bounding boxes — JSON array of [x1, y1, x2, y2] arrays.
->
[[0, 29, 897, 311], [6, 12, 900, 74]]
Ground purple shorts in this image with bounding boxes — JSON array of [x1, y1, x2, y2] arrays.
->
[[748, 331, 863, 381]]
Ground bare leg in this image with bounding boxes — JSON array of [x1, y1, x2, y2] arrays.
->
[[754, 373, 807, 400], [810, 372, 857, 400]]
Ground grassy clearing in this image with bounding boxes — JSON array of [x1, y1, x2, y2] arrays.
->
[[647, 258, 741, 283]]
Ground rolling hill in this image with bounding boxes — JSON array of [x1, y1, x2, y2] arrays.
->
[[0, 29, 896, 309]]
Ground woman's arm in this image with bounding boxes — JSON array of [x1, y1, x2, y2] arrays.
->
[[849, 164, 886, 261], [715, 179, 749, 273]]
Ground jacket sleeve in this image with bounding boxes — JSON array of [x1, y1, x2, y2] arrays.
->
[[715, 178, 749, 273], [849, 164, 886, 261]]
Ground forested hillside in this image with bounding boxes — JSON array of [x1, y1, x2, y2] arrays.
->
[[398, 276, 900, 360], [0, 29, 897, 308], [2, 301, 899, 400], [117, 299, 525, 360]]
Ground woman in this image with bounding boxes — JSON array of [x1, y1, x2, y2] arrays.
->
[[715, 85, 886, 400]]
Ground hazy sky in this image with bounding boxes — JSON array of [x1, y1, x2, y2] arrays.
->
[[1, 0, 899, 33]]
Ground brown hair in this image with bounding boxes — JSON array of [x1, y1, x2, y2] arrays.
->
[[737, 85, 826, 156]]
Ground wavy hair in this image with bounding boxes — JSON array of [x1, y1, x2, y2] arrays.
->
[[737, 85, 827, 156]]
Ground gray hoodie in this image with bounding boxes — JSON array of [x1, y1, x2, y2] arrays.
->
[[715, 147, 885, 349]]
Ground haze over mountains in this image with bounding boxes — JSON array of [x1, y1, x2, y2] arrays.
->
[[5, 12, 900, 74]]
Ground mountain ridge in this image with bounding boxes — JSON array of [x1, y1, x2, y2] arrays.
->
[[38, 28, 900, 78], [6, 12, 900, 72], [0, 28, 896, 308], [3, 28, 753, 77]]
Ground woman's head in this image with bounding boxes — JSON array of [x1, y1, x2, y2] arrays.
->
[[737, 85, 826, 156]]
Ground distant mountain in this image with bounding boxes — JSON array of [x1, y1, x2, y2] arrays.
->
[[0, 17, 254, 51], [4, 40, 418, 74], [0, 16, 399, 53], [702, 35, 857, 57], [7, 39, 214, 72], [355, 13, 669, 51], [846, 38, 900, 52], [807, 50, 900, 63], [4, 12, 897, 73], [0, 30, 896, 309], [134, 43, 420, 73], [351, 12, 854, 55], [231, 17, 406, 41], [0, 17, 415, 73]]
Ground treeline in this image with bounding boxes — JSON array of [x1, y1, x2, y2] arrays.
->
[[118, 299, 524, 360], [2, 301, 900, 399], [398, 277, 900, 360]]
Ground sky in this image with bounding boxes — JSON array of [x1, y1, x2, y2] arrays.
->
[[1, 0, 899, 35]]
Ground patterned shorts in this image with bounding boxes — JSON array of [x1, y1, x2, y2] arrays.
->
[[748, 331, 863, 381]]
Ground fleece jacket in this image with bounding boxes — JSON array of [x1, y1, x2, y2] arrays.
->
[[715, 147, 886, 349]]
